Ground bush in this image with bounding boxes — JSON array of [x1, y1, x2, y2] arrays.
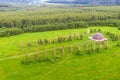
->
[[116, 42, 120, 47], [118, 27, 120, 30], [23, 21, 88, 33], [0, 27, 24, 37], [75, 50, 81, 56], [5, 28, 23, 35]]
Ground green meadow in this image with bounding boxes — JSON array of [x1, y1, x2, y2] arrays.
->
[[0, 4, 120, 80], [0, 27, 120, 80]]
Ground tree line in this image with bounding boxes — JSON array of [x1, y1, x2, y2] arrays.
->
[[0, 6, 120, 37]]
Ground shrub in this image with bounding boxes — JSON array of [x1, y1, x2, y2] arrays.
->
[[118, 27, 120, 30], [75, 50, 81, 56], [0, 27, 23, 37], [96, 48, 100, 53], [116, 42, 120, 47]]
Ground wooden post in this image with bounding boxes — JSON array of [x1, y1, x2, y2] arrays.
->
[[71, 33, 74, 40], [106, 40, 108, 49], [20, 41, 24, 51], [44, 47, 48, 60], [66, 33, 69, 41], [76, 44, 81, 55], [42, 38, 45, 45], [76, 32, 80, 40], [49, 38, 52, 44], [100, 42, 103, 49], [84, 43, 88, 53], [69, 45, 73, 55], [36, 38, 39, 48], [86, 44, 88, 53], [56, 37, 58, 42], [93, 43, 96, 51], [34, 48, 38, 61], [27, 41, 31, 50], [90, 40, 93, 49], [26, 50, 29, 63], [62, 45, 65, 57], [86, 29, 90, 34], [54, 46, 56, 59]]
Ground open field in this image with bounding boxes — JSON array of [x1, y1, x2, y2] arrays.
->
[[0, 27, 120, 80], [0, 3, 120, 80], [0, 26, 120, 58]]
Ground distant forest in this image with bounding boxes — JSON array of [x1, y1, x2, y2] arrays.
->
[[0, 6, 120, 37], [48, 0, 120, 5]]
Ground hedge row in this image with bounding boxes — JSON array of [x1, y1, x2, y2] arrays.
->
[[0, 20, 120, 37], [0, 27, 23, 37]]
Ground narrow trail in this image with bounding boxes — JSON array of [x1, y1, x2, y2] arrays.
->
[[41, 56, 71, 80], [0, 48, 55, 61], [0, 42, 78, 61]]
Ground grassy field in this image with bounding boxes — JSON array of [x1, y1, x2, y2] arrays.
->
[[0, 27, 120, 80], [0, 26, 120, 58]]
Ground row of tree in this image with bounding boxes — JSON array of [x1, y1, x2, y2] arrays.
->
[[0, 20, 119, 37], [21, 40, 109, 64], [0, 6, 120, 37]]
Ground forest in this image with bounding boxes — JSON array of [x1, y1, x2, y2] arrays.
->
[[0, 5, 120, 37]]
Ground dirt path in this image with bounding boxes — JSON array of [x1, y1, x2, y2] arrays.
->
[[0, 42, 80, 61], [0, 48, 54, 61]]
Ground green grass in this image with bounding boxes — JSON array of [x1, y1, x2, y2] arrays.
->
[[0, 27, 120, 80], [0, 26, 119, 58]]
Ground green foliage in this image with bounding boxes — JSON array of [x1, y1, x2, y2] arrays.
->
[[75, 50, 81, 56], [0, 6, 120, 37], [116, 42, 120, 47], [118, 27, 120, 30], [96, 47, 100, 53], [0, 27, 23, 37], [106, 32, 120, 41]]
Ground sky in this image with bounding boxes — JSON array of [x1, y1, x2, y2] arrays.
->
[[41, 0, 50, 1]]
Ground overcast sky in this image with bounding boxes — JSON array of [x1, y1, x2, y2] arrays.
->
[[41, 0, 50, 1]]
